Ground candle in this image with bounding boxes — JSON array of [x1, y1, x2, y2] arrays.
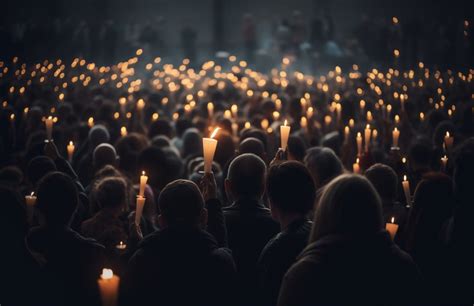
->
[[98, 269, 120, 306], [137, 98, 145, 111], [135, 196, 146, 225], [353, 158, 360, 174], [364, 124, 371, 153], [444, 131, 453, 152], [441, 155, 448, 171], [67, 141, 75, 162], [207, 102, 214, 118], [25, 192, 37, 222], [231, 104, 238, 118], [115, 241, 127, 251], [45, 116, 53, 140], [88, 117, 94, 128], [344, 126, 350, 143], [232, 122, 239, 137], [280, 120, 291, 151], [402, 175, 411, 205], [356, 132, 363, 156], [385, 217, 399, 240], [203, 127, 220, 173], [392, 127, 400, 148], [120, 126, 127, 137], [261, 119, 269, 130], [139, 171, 148, 197], [300, 117, 307, 132]]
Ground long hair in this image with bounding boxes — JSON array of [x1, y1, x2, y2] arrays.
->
[[310, 174, 383, 243]]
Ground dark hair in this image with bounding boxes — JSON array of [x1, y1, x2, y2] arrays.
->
[[158, 179, 204, 226], [95, 177, 127, 210], [288, 136, 307, 161], [27, 156, 57, 186], [304, 147, 343, 189], [148, 119, 173, 139], [365, 163, 398, 201], [36, 172, 78, 227], [267, 161, 315, 214], [408, 138, 433, 167], [310, 174, 383, 242], [239, 137, 265, 160], [227, 153, 266, 198]]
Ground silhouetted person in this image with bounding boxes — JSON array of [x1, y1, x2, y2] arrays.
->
[[224, 153, 279, 305], [122, 179, 236, 306], [304, 147, 343, 192], [259, 161, 315, 306], [278, 174, 422, 306], [26, 172, 105, 306]]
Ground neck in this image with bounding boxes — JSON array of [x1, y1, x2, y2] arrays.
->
[[279, 213, 305, 231]]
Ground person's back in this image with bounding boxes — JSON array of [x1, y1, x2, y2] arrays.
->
[[223, 154, 279, 304], [123, 180, 236, 306], [26, 172, 105, 306], [278, 175, 422, 306]]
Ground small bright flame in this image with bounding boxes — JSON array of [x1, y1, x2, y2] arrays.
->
[[142, 171, 146, 176], [403, 175, 407, 181], [356, 158, 360, 163], [445, 131, 450, 137], [101, 268, 114, 280], [210, 127, 220, 139], [30, 192, 35, 196], [284, 119, 288, 126], [391, 217, 395, 223], [69, 141, 73, 146]]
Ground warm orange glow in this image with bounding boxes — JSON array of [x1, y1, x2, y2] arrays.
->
[[101, 268, 114, 280], [210, 127, 220, 139]]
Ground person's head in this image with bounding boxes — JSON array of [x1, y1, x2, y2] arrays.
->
[[36, 172, 78, 228], [94, 177, 127, 213], [27, 156, 57, 187], [148, 119, 173, 139], [365, 163, 398, 202], [453, 137, 474, 203], [0, 166, 23, 189], [182, 128, 202, 159], [267, 161, 315, 222], [157, 179, 207, 228], [214, 130, 236, 168], [408, 138, 433, 171], [287, 136, 307, 161], [88, 124, 110, 148], [310, 174, 383, 242], [304, 147, 343, 190], [239, 137, 266, 161], [225, 153, 266, 201], [93, 143, 118, 172]]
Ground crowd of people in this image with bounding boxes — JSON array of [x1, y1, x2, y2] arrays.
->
[[0, 46, 473, 306]]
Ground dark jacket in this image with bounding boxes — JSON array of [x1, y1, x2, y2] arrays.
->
[[278, 231, 423, 306], [26, 226, 105, 306], [121, 226, 237, 306], [258, 218, 312, 306], [224, 198, 280, 304]]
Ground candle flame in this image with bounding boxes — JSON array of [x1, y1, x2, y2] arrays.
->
[[356, 158, 360, 163], [142, 171, 146, 176], [101, 268, 114, 280], [69, 141, 73, 146], [210, 127, 220, 139], [446, 131, 450, 137], [403, 175, 407, 181], [30, 192, 35, 196], [391, 217, 395, 223], [284, 119, 288, 126]]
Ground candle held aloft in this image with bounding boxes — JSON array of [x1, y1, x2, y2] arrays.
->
[[444, 131, 453, 152], [45, 116, 53, 140], [67, 141, 75, 162], [356, 132, 363, 156], [98, 269, 120, 306], [203, 128, 220, 173], [402, 175, 411, 205], [364, 124, 371, 153], [392, 127, 400, 148], [138, 171, 148, 197], [135, 196, 146, 226], [385, 217, 399, 240], [280, 120, 291, 151]]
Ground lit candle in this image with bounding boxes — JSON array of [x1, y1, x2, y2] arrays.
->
[[300, 117, 307, 133], [444, 131, 453, 152], [261, 119, 269, 130], [441, 155, 448, 172], [231, 104, 238, 118], [88, 117, 94, 128], [67, 141, 75, 162], [115, 241, 127, 251], [25, 191, 37, 207], [203, 128, 220, 173], [135, 196, 146, 226], [402, 175, 411, 205], [138, 171, 148, 197], [45, 116, 53, 140], [364, 124, 371, 153], [356, 132, 363, 156], [392, 127, 400, 148], [98, 268, 120, 306], [137, 98, 145, 111], [353, 158, 360, 174], [344, 126, 350, 143], [207, 102, 214, 118], [120, 126, 127, 137], [280, 120, 291, 151], [385, 217, 399, 240]]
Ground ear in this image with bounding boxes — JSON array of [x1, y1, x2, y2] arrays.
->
[[199, 208, 208, 228], [157, 214, 167, 229]]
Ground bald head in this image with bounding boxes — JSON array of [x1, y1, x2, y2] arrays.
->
[[93, 143, 117, 171], [239, 137, 265, 161], [227, 153, 266, 199]]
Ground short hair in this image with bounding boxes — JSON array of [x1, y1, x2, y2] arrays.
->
[[158, 179, 204, 225], [267, 161, 316, 214], [408, 139, 433, 167], [88, 124, 110, 147], [95, 177, 127, 210], [227, 153, 266, 198], [288, 136, 307, 161], [365, 163, 398, 201], [36, 172, 78, 226], [27, 156, 57, 186], [304, 147, 343, 189], [93, 143, 117, 171], [310, 174, 383, 242], [239, 137, 265, 160]]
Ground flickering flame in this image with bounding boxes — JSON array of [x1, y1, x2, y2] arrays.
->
[[391, 217, 395, 223], [446, 131, 450, 138], [284, 119, 288, 126], [142, 171, 146, 176], [210, 127, 220, 139], [69, 141, 73, 146], [30, 192, 35, 197], [403, 175, 407, 181], [101, 268, 114, 280]]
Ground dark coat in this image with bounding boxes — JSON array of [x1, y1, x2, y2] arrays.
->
[[121, 226, 237, 306], [278, 231, 423, 306], [258, 218, 312, 306], [26, 227, 105, 306], [224, 198, 280, 304]]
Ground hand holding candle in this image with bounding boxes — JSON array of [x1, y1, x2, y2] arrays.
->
[[203, 127, 220, 173], [280, 120, 291, 151], [135, 196, 146, 226], [98, 268, 120, 306], [385, 217, 399, 240]]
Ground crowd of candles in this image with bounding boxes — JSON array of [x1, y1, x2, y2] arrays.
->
[[1, 46, 473, 304]]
